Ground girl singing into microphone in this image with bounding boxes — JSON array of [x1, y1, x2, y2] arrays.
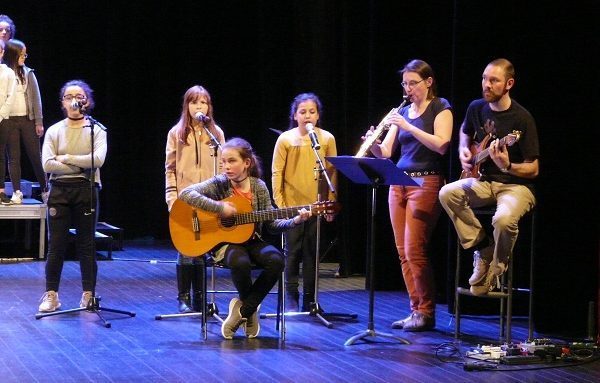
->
[[271, 92, 338, 312], [39, 80, 107, 312], [165, 85, 225, 314]]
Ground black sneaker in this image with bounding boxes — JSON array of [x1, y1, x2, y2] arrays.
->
[[0, 192, 13, 205]]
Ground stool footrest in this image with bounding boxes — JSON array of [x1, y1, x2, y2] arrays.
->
[[457, 287, 509, 299]]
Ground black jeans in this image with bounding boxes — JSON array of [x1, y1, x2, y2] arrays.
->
[[0, 119, 20, 190], [45, 181, 99, 292], [284, 216, 317, 296], [221, 238, 284, 315], [4, 116, 48, 192]]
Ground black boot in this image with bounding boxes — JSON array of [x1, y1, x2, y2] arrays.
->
[[191, 263, 204, 312], [176, 264, 193, 313], [302, 292, 314, 312], [285, 290, 299, 312]]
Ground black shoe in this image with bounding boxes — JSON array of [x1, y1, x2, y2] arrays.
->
[[0, 192, 13, 205], [285, 291, 299, 312], [177, 293, 193, 313], [302, 292, 314, 312]]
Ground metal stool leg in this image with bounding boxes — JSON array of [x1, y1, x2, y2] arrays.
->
[[454, 239, 462, 340]]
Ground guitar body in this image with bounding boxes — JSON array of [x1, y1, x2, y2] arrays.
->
[[169, 195, 255, 257], [459, 131, 521, 180], [460, 134, 492, 179]]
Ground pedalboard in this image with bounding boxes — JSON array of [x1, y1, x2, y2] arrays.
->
[[500, 355, 542, 365]]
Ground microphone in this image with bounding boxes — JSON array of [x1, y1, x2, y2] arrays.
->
[[194, 111, 210, 122], [70, 98, 84, 111], [306, 123, 320, 150]]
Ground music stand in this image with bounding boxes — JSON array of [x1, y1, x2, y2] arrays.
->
[[326, 156, 421, 345], [36, 115, 135, 328]]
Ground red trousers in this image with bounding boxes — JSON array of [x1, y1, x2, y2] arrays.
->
[[388, 175, 443, 317]]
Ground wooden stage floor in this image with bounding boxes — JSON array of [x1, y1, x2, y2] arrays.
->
[[1, 240, 598, 382]]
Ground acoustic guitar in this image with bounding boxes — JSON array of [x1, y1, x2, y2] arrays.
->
[[169, 195, 340, 257], [460, 130, 521, 179]]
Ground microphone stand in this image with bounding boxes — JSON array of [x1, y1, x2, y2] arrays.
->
[[263, 137, 357, 327], [201, 126, 224, 328], [303, 145, 357, 327], [36, 110, 135, 328], [155, 124, 223, 330]]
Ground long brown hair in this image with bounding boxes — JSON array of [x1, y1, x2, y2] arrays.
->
[[4, 39, 26, 84], [176, 85, 218, 145]]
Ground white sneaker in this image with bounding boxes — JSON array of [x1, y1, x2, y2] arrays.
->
[[244, 304, 261, 338], [80, 291, 93, 309], [469, 241, 494, 285], [470, 262, 506, 296], [221, 298, 246, 339], [10, 190, 23, 204], [38, 291, 61, 312]]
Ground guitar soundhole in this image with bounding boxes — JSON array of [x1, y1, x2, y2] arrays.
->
[[221, 217, 236, 228]]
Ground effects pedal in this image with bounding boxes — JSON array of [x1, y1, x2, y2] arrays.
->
[[500, 355, 542, 365]]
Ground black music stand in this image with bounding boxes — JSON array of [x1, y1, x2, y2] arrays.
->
[[326, 156, 421, 345]]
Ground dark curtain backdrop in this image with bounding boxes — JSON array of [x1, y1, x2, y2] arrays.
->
[[4, 1, 597, 336]]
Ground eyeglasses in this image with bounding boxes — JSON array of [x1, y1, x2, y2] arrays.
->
[[401, 79, 425, 89], [20, 53, 28, 59], [62, 94, 87, 101], [0, 27, 11, 33]]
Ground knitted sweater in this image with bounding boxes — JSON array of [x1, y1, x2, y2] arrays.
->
[[42, 119, 108, 186]]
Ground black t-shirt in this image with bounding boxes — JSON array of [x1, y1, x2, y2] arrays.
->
[[462, 98, 539, 186], [396, 97, 452, 172]]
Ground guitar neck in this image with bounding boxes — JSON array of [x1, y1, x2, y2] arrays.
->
[[233, 205, 310, 225], [473, 135, 510, 166]]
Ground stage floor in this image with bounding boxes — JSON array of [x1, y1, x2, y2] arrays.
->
[[1, 240, 598, 382]]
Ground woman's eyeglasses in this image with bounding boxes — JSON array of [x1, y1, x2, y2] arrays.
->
[[401, 79, 424, 89], [62, 94, 86, 102]]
